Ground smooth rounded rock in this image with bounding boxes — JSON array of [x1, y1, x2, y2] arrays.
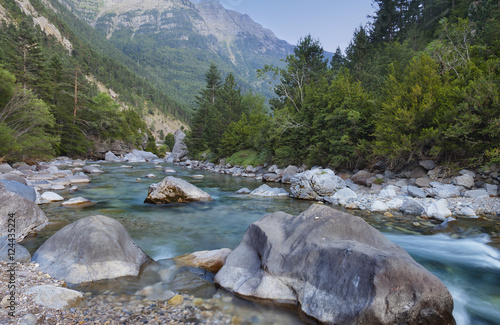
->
[[144, 176, 212, 204]]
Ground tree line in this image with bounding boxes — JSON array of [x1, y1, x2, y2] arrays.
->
[[186, 0, 500, 170]]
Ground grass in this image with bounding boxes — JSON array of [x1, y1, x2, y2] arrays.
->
[[226, 149, 266, 168]]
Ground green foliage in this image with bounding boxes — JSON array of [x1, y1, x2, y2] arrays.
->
[[226, 149, 266, 167], [165, 133, 175, 151]]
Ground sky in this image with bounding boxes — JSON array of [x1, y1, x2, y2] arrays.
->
[[207, 0, 376, 53]]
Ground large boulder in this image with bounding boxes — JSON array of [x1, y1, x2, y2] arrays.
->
[[32, 215, 153, 284], [290, 168, 346, 200], [104, 151, 121, 162], [0, 182, 48, 241], [215, 205, 454, 324], [144, 176, 212, 204], [0, 180, 36, 201], [170, 129, 188, 161], [281, 165, 300, 184]]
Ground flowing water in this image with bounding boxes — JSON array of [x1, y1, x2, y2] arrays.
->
[[22, 162, 500, 324]]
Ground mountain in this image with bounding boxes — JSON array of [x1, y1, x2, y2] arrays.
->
[[54, 0, 295, 106]]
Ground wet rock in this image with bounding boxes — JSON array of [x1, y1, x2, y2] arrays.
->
[[250, 184, 289, 197], [144, 176, 212, 204], [174, 248, 231, 273], [236, 188, 251, 194], [32, 215, 153, 284], [400, 199, 424, 216], [27, 285, 83, 309], [215, 205, 454, 325], [163, 167, 176, 173], [61, 197, 92, 206], [82, 166, 104, 174]]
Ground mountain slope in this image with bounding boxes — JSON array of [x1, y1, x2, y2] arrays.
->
[[55, 0, 295, 106]]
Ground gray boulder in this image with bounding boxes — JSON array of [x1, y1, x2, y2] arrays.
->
[[419, 160, 437, 171], [464, 189, 489, 199], [0, 180, 36, 202], [0, 235, 31, 263], [249, 184, 289, 197], [290, 168, 345, 200], [400, 199, 424, 216], [131, 149, 158, 161], [0, 182, 48, 241], [215, 205, 454, 325], [426, 199, 452, 221], [26, 285, 83, 309], [0, 173, 27, 185], [408, 185, 427, 198], [144, 176, 212, 204], [485, 184, 498, 197], [330, 188, 357, 205], [452, 174, 474, 189], [415, 177, 432, 188], [171, 129, 188, 161], [281, 165, 300, 184], [104, 151, 121, 162], [32, 215, 153, 284], [351, 170, 374, 186], [428, 184, 461, 198], [262, 173, 281, 182]]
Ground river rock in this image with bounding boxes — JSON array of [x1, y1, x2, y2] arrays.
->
[[330, 188, 357, 205], [61, 197, 92, 206], [267, 165, 278, 173], [452, 174, 474, 189], [371, 200, 389, 212], [131, 149, 159, 161], [32, 215, 153, 284], [485, 184, 498, 196], [409, 166, 428, 178], [378, 187, 397, 199], [290, 168, 345, 200], [426, 199, 452, 221], [27, 285, 83, 309], [215, 205, 454, 324], [408, 185, 426, 198], [400, 199, 424, 216], [40, 192, 64, 203], [350, 170, 374, 186], [0, 182, 48, 241], [387, 198, 404, 210], [0, 172, 28, 185], [281, 165, 300, 184], [82, 166, 104, 174], [174, 248, 231, 273], [236, 188, 251, 194], [0, 235, 31, 263], [163, 167, 176, 173], [67, 173, 91, 184], [0, 180, 36, 202], [262, 173, 281, 182], [105, 151, 121, 162], [464, 189, 489, 199], [250, 184, 289, 197], [415, 177, 432, 188], [144, 176, 212, 204]]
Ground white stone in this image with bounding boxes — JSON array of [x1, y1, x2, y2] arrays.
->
[[41, 192, 64, 202], [61, 197, 91, 206], [332, 188, 357, 205], [426, 199, 452, 221], [27, 285, 83, 309], [387, 198, 404, 210], [250, 184, 289, 197], [371, 200, 389, 212]]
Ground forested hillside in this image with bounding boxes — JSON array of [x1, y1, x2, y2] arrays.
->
[[187, 0, 500, 170], [0, 0, 186, 161]]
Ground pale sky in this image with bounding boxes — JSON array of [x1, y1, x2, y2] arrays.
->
[[202, 0, 376, 53]]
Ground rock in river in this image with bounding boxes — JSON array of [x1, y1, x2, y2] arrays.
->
[[144, 176, 212, 204], [32, 215, 153, 284], [290, 168, 345, 200], [215, 205, 454, 325]]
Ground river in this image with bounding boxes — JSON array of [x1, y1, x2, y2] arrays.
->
[[23, 162, 500, 324]]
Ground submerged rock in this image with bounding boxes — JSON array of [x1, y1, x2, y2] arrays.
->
[[32, 215, 153, 284], [215, 205, 454, 324], [144, 176, 212, 204]]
